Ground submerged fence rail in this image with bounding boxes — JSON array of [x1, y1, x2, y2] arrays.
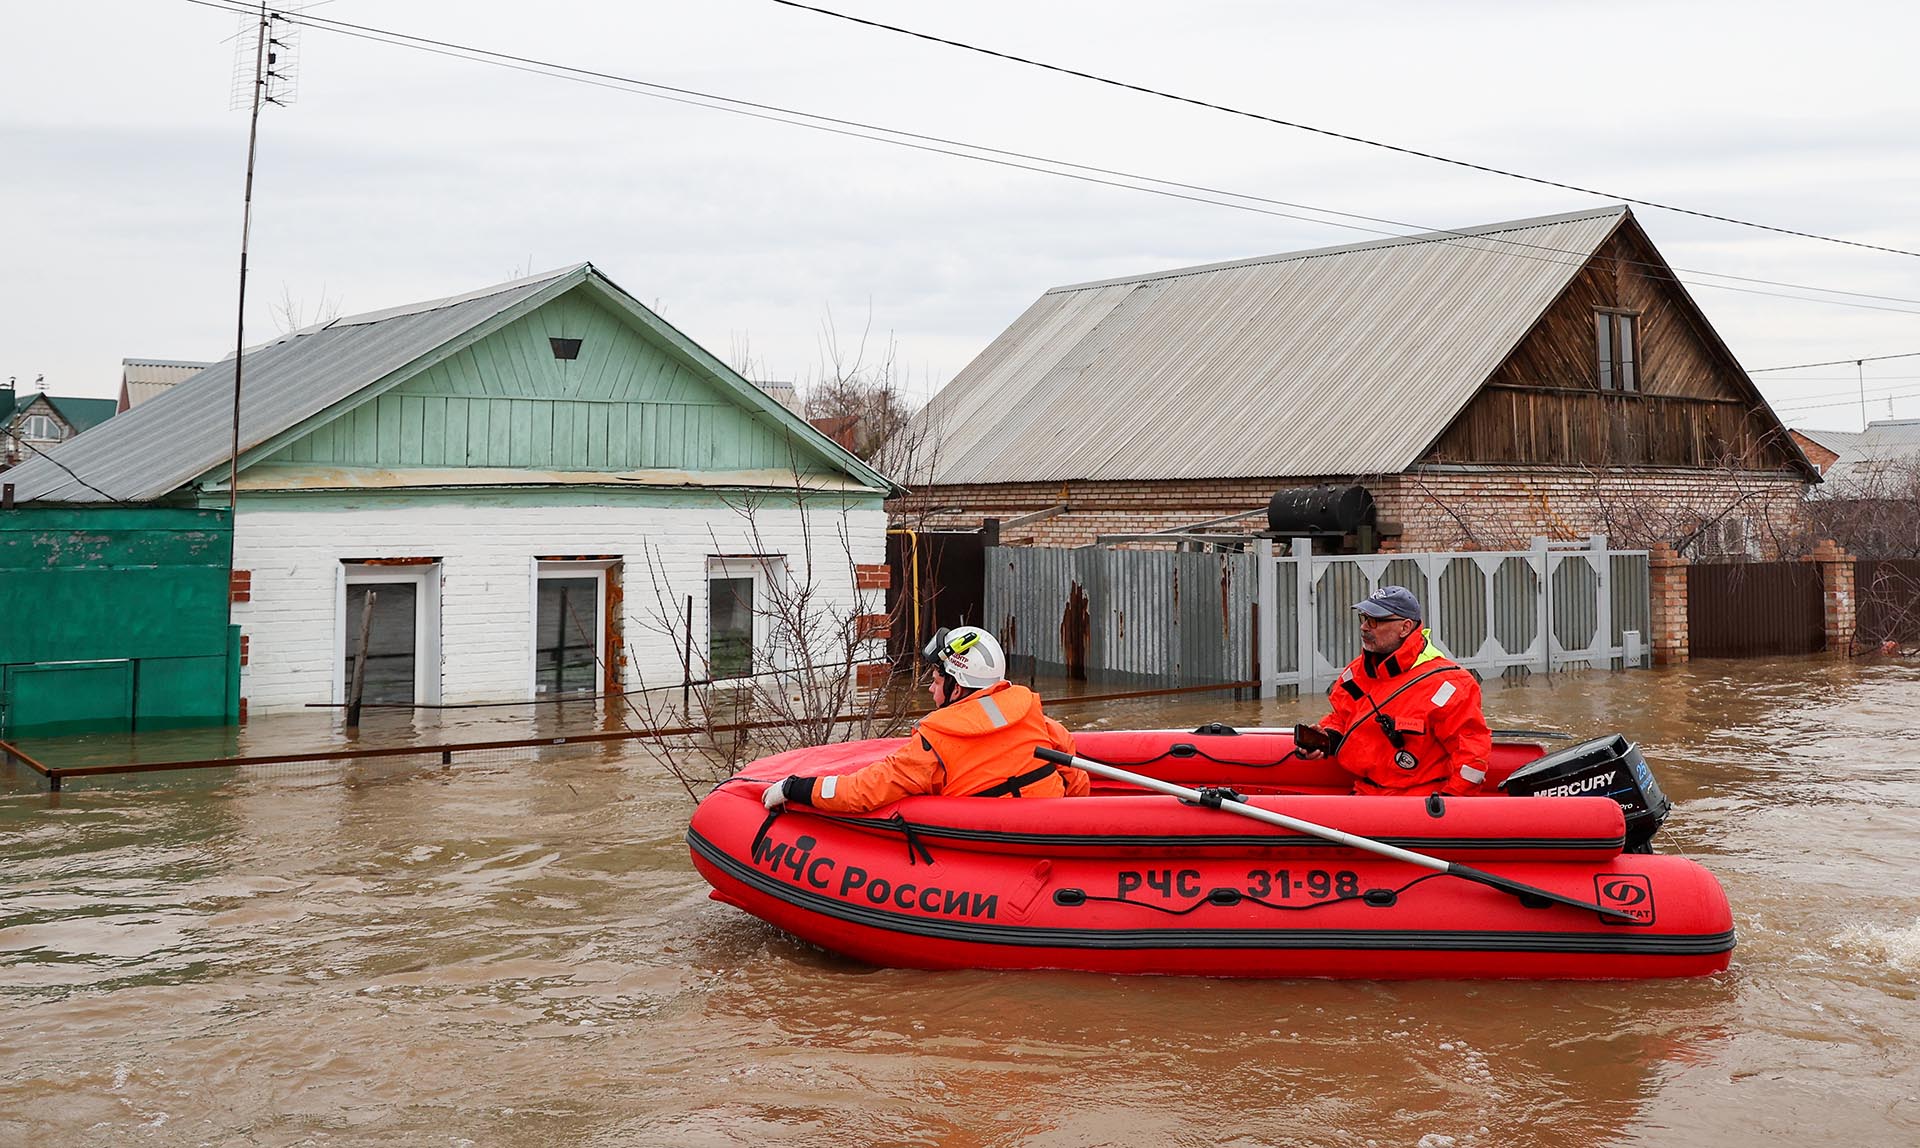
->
[[0, 680, 1254, 791], [987, 537, 1651, 695]]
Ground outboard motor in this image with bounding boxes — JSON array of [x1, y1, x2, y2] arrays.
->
[[1500, 734, 1672, 853]]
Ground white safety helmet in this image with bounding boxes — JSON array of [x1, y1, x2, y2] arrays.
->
[[922, 625, 1007, 690]]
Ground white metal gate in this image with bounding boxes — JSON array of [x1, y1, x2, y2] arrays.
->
[[1257, 536, 1650, 697]]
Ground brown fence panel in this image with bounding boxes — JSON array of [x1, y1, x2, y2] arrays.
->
[[1855, 559, 1920, 645], [1688, 562, 1825, 657]]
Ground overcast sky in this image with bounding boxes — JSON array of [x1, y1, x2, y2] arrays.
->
[[4, 0, 1918, 430]]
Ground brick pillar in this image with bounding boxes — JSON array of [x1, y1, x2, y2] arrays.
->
[[1647, 543, 1689, 664], [1808, 538, 1856, 654]]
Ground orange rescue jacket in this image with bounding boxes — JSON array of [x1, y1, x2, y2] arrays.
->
[[1318, 628, 1492, 796], [811, 681, 1089, 813]]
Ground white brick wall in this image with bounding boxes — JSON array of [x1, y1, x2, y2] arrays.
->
[[233, 498, 887, 713]]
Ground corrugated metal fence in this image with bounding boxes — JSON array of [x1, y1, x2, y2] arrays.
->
[[986, 538, 1650, 691], [986, 547, 1255, 685], [1687, 562, 1824, 657]]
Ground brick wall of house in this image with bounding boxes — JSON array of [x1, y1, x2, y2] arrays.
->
[[892, 469, 1811, 558], [232, 499, 888, 713]]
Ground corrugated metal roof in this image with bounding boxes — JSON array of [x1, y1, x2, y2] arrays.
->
[[1793, 426, 1864, 456], [4, 267, 588, 503], [916, 206, 1632, 485], [1816, 419, 1920, 493]]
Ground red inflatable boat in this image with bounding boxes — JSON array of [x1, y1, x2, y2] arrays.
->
[[686, 728, 1735, 979]]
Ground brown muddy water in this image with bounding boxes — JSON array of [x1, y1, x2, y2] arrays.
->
[[2, 658, 1917, 1147]]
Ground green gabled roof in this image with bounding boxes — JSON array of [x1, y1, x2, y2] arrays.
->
[[5, 264, 896, 503], [45, 395, 120, 434]]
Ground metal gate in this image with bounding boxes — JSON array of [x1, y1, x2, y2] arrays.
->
[[983, 537, 1648, 691], [985, 547, 1254, 685], [1687, 562, 1824, 657], [1258, 536, 1650, 695]]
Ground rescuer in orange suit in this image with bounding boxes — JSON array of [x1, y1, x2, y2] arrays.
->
[[1294, 586, 1493, 796], [762, 625, 1091, 813]]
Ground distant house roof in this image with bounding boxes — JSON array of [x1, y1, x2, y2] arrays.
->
[[44, 395, 120, 434], [5, 391, 119, 437], [3, 264, 893, 503], [121, 359, 214, 410], [1815, 419, 1920, 493], [753, 379, 801, 412], [1793, 426, 1864, 457], [917, 205, 1760, 485]]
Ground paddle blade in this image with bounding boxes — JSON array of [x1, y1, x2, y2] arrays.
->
[[1449, 862, 1641, 923]]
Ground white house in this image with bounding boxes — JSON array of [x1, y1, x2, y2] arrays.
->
[[4, 264, 897, 716]]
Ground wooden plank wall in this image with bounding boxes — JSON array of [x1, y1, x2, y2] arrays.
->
[[267, 292, 823, 474], [1426, 222, 1802, 471]]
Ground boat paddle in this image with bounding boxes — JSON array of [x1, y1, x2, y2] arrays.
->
[[1034, 748, 1640, 923]]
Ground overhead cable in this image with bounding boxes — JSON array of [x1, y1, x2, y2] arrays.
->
[[768, 0, 1920, 261], [1748, 350, 1920, 372], [178, 0, 1920, 319]]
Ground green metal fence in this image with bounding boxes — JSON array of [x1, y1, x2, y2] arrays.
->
[[0, 505, 239, 737]]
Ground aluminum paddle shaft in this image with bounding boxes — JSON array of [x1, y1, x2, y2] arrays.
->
[[1035, 748, 1640, 923]]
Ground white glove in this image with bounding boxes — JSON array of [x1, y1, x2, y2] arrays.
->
[[762, 779, 790, 810]]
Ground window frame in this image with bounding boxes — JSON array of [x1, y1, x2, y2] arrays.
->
[[334, 562, 442, 706], [20, 413, 62, 441], [1594, 309, 1641, 394], [707, 555, 782, 681], [528, 559, 613, 699]]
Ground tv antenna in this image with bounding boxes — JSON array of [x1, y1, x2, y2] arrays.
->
[[229, 7, 301, 109], [224, 3, 308, 513]]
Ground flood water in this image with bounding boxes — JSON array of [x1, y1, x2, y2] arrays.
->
[[3, 657, 1917, 1147]]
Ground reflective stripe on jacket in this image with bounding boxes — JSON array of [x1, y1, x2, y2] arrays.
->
[[1317, 628, 1492, 797], [812, 681, 1089, 813]]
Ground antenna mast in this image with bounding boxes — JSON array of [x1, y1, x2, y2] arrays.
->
[[227, 3, 299, 511]]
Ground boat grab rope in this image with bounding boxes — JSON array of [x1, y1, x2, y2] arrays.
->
[[768, 807, 939, 866], [1087, 743, 1304, 769], [1056, 872, 1450, 916]]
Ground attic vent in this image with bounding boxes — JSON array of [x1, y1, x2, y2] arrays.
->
[[549, 337, 583, 360]]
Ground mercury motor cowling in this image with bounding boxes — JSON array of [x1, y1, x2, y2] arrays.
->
[[1499, 734, 1672, 853]]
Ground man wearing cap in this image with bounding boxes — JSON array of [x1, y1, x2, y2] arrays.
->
[[1293, 586, 1493, 797]]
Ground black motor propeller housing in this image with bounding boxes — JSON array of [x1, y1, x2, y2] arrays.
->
[[1500, 734, 1672, 853]]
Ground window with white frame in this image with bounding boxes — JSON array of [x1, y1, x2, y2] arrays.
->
[[533, 560, 612, 697], [708, 556, 780, 680], [20, 413, 62, 441], [339, 562, 441, 706]]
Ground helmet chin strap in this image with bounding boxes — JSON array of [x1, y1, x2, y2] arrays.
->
[[933, 670, 979, 707]]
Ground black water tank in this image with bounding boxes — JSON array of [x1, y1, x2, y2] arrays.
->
[[1267, 484, 1375, 535]]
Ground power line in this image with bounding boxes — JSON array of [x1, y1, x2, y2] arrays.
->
[[4, 434, 124, 503], [1773, 385, 1920, 416], [1748, 350, 1920, 372], [768, 0, 1920, 261], [177, 0, 1920, 320]]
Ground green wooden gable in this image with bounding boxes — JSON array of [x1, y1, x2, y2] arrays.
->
[[261, 285, 850, 479]]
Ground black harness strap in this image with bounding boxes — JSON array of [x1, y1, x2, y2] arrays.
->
[[1355, 663, 1460, 752], [886, 812, 936, 865], [974, 762, 1059, 798]]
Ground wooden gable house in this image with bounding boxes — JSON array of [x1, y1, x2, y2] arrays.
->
[[896, 206, 1816, 558]]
